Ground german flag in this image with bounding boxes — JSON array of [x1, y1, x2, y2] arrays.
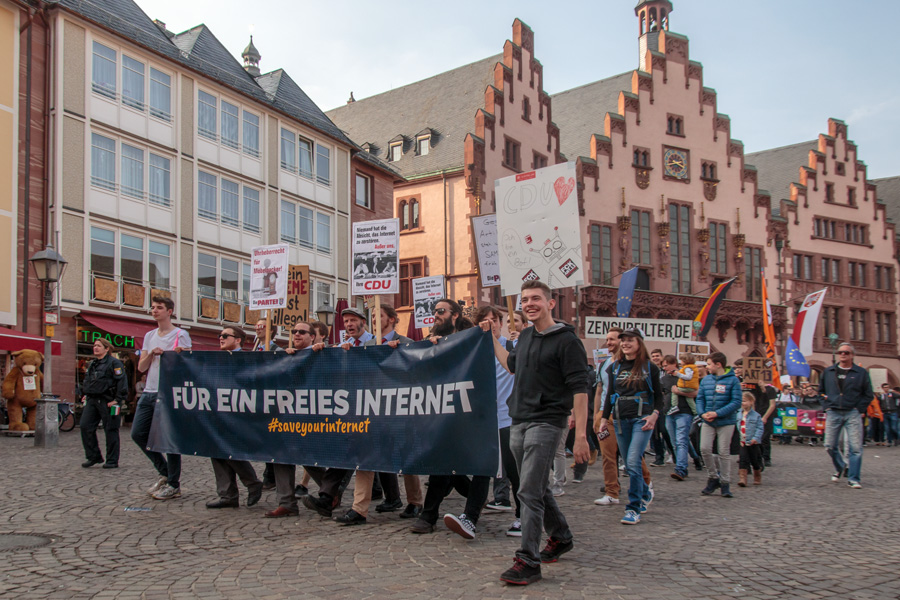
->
[[693, 277, 736, 338]]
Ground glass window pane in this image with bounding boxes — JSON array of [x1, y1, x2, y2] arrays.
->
[[640, 212, 650, 263], [280, 200, 296, 243], [121, 55, 145, 110], [149, 241, 170, 289], [316, 144, 330, 185], [316, 213, 331, 253], [298, 138, 313, 178], [221, 258, 239, 301], [198, 171, 217, 220], [91, 133, 116, 190], [198, 253, 217, 297], [198, 90, 217, 139], [602, 226, 611, 282], [92, 42, 116, 98], [90, 227, 115, 276], [149, 68, 171, 121], [220, 179, 239, 227], [242, 263, 251, 304], [120, 234, 143, 284], [149, 154, 171, 207], [121, 143, 144, 199], [221, 101, 239, 149], [280, 129, 296, 171], [243, 187, 260, 233], [298, 206, 313, 249], [243, 112, 260, 157], [355, 173, 369, 208]]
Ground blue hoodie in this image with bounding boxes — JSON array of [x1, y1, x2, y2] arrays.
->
[[696, 367, 742, 427]]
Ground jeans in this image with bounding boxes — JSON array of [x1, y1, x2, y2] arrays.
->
[[825, 409, 863, 483], [510, 422, 572, 567], [499, 426, 521, 518], [131, 392, 181, 488], [420, 474, 490, 525], [551, 433, 567, 490], [666, 413, 693, 476], [700, 423, 735, 484], [613, 417, 654, 513], [884, 413, 900, 445]]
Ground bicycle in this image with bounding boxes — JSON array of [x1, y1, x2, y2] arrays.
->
[[58, 401, 76, 432]]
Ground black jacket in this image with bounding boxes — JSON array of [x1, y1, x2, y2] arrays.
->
[[818, 364, 874, 412], [507, 321, 591, 428], [82, 354, 129, 406]]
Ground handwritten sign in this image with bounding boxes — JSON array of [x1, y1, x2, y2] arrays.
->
[[677, 341, 710, 365], [412, 275, 445, 328], [249, 244, 289, 310], [743, 356, 773, 383], [471, 214, 501, 287], [352, 219, 399, 295], [271, 265, 310, 329]]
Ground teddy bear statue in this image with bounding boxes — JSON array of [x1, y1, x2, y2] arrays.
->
[[1, 349, 44, 431]]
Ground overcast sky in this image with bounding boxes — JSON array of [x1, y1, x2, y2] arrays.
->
[[135, 0, 899, 179]]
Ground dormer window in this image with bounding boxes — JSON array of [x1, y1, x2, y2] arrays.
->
[[389, 142, 402, 162], [417, 136, 430, 156]]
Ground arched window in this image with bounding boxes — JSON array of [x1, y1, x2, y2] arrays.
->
[[399, 200, 409, 230], [702, 164, 708, 179], [640, 10, 646, 35], [667, 116, 674, 132], [675, 118, 682, 135], [642, 151, 649, 167], [661, 10, 668, 30], [633, 149, 640, 165], [649, 8, 658, 31], [410, 200, 420, 229]]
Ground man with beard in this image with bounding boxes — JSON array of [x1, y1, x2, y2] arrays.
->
[[429, 298, 473, 337]]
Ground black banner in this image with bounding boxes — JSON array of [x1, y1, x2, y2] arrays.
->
[[147, 327, 499, 476]]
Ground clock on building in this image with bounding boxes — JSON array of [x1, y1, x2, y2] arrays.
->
[[664, 147, 689, 180]]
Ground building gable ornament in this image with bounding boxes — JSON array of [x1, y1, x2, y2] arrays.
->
[[699, 87, 716, 115], [634, 71, 654, 104], [686, 61, 703, 89]]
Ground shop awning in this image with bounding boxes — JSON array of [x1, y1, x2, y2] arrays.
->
[[0, 327, 63, 356], [80, 313, 155, 349]]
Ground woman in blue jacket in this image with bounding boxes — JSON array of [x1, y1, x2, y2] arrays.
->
[[695, 352, 742, 497]]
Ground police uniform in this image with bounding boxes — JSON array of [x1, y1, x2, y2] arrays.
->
[[80, 353, 129, 467]]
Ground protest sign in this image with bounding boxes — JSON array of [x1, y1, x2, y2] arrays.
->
[[249, 244, 289, 310], [470, 213, 501, 287], [494, 162, 584, 296], [677, 341, 710, 364], [585, 317, 693, 342], [148, 328, 499, 476], [352, 219, 399, 295], [743, 356, 774, 383], [412, 275, 445, 328], [592, 348, 610, 369], [271, 265, 310, 329]]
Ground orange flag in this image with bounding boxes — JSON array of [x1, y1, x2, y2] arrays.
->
[[761, 270, 782, 391]]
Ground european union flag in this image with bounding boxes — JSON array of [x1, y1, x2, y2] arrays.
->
[[616, 267, 638, 318], [785, 337, 810, 378]]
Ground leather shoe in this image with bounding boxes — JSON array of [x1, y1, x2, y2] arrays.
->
[[247, 486, 262, 507], [375, 498, 403, 513], [399, 504, 422, 519], [261, 479, 276, 491], [206, 498, 239, 509], [102, 463, 119, 469], [81, 459, 102, 468], [294, 484, 309, 498], [264, 506, 299, 518], [302, 494, 333, 518], [334, 509, 367, 525], [409, 518, 434, 533]]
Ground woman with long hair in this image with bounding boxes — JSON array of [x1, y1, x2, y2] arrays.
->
[[597, 328, 663, 525]]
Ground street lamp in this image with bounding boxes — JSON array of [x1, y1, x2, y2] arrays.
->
[[316, 302, 334, 327], [827, 332, 841, 366]]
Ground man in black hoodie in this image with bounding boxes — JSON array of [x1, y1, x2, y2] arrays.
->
[[484, 281, 591, 586]]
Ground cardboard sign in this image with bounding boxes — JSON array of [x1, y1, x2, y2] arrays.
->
[[494, 162, 584, 295], [271, 265, 310, 329], [412, 275, 445, 328], [23, 376, 36, 391], [352, 219, 399, 295], [744, 357, 773, 383], [586, 317, 693, 342], [471, 214, 501, 288], [249, 244, 289, 310], [677, 341, 710, 365], [592, 348, 610, 368]]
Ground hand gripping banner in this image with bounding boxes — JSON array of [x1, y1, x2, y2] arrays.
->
[[147, 327, 499, 476]]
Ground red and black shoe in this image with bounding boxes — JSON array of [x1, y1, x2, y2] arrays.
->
[[539, 537, 574, 563], [500, 557, 542, 585]]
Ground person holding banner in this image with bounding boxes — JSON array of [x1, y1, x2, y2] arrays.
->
[[597, 327, 663, 525], [206, 327, 264, 510], [131, 296, 192, 501], [696, 352, 742, 498], [429, 299, 474, 337], [251, 319, 280, 352], [486, 281, 591, 586]]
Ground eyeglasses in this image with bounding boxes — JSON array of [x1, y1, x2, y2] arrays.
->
[[292, 329, 311, 335], [433, 308, 450, 316], [837, 350, 852, 355], [218, 333, 235, 339]]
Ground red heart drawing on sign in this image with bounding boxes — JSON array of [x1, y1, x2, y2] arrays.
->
[[554, 177, 575, 205]]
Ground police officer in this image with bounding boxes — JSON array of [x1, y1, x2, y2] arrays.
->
[[80, 337, 128, 468]]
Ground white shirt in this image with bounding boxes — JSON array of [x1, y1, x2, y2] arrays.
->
[[142, 327, 192, 392]]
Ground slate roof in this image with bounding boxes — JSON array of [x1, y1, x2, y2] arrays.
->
[[325, 55, 502, 179], [745, 141, 817, 215], [48, 0, 352, 148], [551, 72, 634, 161], [873, 175, 900, 227]]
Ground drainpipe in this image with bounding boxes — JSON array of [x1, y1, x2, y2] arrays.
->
[[20, 8, 34, 331], [41, 6, 52, 252], [443, 170, 448, 296]]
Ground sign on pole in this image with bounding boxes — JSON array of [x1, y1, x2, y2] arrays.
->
[[494, 162, 584, 296], [412, 275, 445, 328], [249, 244, 289, 310], [585, 317, 693, 343], [271, 265, 310, 329], [744, 356, 773, 383], [677, 341, 711, 365], [470, 213, 500, 287], [352, 219, 399, 295]]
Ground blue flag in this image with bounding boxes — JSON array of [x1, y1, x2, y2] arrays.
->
[[785, 337, 811, 378], [616, 267, 638, 318]]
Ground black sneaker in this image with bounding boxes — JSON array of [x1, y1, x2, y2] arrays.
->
[[301, 494, 333, 518], [334, 509, 367, 525], [500, 557, 542, 585], [81, 459, 102, 468], [720, 483, 733, 498], [485, 500, 513, 512], [701, 478, 721, 495], [444, 513, 476, 540], [694, 457, 704, 471], [375, 498, 403, 513], [294, 484, 309, 498], [539, 537, 574, 563], [399, 504, 422, 519]]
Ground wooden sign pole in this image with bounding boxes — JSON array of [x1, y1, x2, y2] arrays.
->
[[264, 310, 272, 350], [506, 295, 517, 335], [374, 295, 383, 344]]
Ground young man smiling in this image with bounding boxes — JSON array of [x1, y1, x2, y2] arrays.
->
[[485, 281, 591, 586]]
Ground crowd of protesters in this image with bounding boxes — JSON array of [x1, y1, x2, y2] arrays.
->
[[76, 285, 893, 587]]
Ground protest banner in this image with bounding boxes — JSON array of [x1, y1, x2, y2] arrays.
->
[[494, 162, 584, 296], [148, 327, 499, 476], [271, 265, 310, 330], [352, 219, 399, 295], [677, 341, 710, 364], [249, 244, 289, 310], [470, 213, 500, 287], [412, 275, 445, 328], [585, 317, 693, 342]]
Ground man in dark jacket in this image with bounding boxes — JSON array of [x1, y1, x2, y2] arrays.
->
[[819, 343, 874, 488]]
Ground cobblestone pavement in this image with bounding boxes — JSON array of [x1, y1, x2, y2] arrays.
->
[[2, 429, 899, 599]]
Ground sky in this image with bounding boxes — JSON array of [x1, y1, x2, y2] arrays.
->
[[134, 0, 900, 179]]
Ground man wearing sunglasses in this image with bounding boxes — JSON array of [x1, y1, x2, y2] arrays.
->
[[430, 298, 474, 337], [206, 327, 264, 509], [819, 343, 874, 488]]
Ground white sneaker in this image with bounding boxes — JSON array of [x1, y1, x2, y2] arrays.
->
[[551, 486, 565, 497], [593, 495, 620, 505], [147, 475, 167, 496], [151, 484, 182, 500], [506, 519, 522, 537], [444, 513, 476, 540]]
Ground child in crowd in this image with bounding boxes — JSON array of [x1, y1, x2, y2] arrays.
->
[[674, 353, 699, 399], [738, 392, 764, 487]]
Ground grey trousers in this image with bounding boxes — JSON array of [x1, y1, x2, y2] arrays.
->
[[211, 458, 262, 503], [510, 422, 573, 567], [273, 463, 298, 511], [700, 424, 735, 485]]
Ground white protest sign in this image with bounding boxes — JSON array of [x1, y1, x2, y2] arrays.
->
[[677, 341, 711, 365], [352, 219, 399, 295], [592, 348, 610, 369], [585, 317, 693, 342], [249, 244, 289, 310], [494, 162, 584, 296], [412, 275, 445, 328], [471, 214, 500, 287]]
